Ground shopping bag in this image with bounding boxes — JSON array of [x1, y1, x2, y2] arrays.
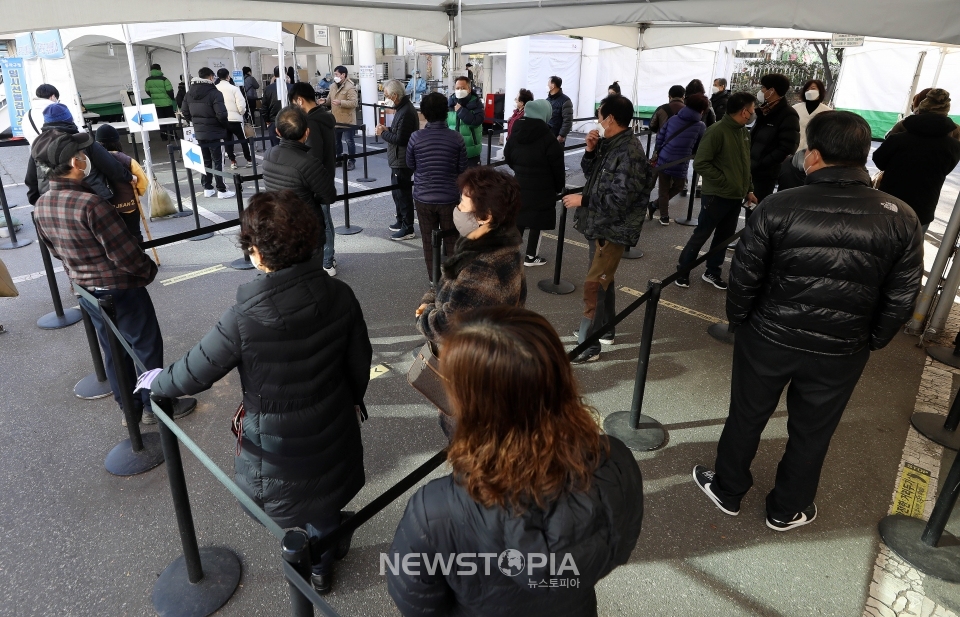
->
[[148, 176, 177, 219]]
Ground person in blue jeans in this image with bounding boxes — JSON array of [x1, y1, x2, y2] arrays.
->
[[676, 92, 758, 289]]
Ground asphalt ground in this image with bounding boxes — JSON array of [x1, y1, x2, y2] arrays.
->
[[0, 129, 957, 616]]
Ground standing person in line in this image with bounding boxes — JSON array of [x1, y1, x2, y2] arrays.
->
[[649, 85, 686, 135], [874, 88, 960, 237], [562, 95, 653, 363], [148, 191, 372, 596], [711, 78, 731, 119], [778, 79, 833, 191], [262, 67, 292, 148], [885, 89, 960, 139], [465, 62, 474, 85], [447, 76, 485, 167], [23, 84, 60, 144], [290, 82, 338, 276], [650, 94, 708, 225], [377, 79, 420, 241], [215, 68, 253, 170], [750, 74, 801, 203], [506, 88, 533, 140], [693, 111, 923, 531], [241, 67, 260, 124], [286, 66, 296, 85], [388, 306, 644, 617], [320, 66, 359, 170], [406, 92, 468, 283], [31, 130, 195, 426], [546, 76, 573, 144], [95, 124, 148, 241], [608, 81, 621, 96], [175, 75, 187, 110], [180, 67, 235, 199], [144, 64, 176, 122], [675, 92, 758, 290], [685, 80, 717, 126], [504, 99, 565, 267]]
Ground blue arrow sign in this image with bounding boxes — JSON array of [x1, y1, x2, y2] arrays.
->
[[131, 112, 155, 125], [185, 149, 202, 164]]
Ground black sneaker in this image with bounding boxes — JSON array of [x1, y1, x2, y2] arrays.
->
[[692, 465, 740, 516], [659, 216, 670, 226], [675, 276, 690, 288], [571, 349, 600, 364], [524, 255, 547, 267], [311, 572, 333, 595], [391, 227, 415, 241], [388, 221, 403, 232], [680, 189, 689, 197], [702, 272, 728, 290], [766, 503, 817, 532]]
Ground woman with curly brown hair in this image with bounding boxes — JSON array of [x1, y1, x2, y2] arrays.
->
[[389, 306, 644, 617], [149, 190, 372, 596]]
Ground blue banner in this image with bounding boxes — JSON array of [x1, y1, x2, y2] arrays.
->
[[33, 30, 64, 59], [1, 58, 31, 137], [14, 34, 35, 60], [232, 69, 244, 85]]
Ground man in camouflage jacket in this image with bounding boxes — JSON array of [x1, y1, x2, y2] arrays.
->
[[563, 95, 652, 363]]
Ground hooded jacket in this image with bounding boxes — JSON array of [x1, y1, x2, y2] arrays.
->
[[381, 95, 419, 169], [873, 113, 960, 226], [22, 97, 53, 144], [750, 99, 801, 182], [303, 105, 338, 205], [144, 69, 175, 108], [727, 166, 923, 355], [215, 79, 248, 123], [263, 139, 330, 230], [693, 114, 753, 201], [150, 256, 372, 527], [504, 117, 565, 230], [654, 106, 706, 178], [242, 74, 260, 100], [180, 79, 229, 141], [448, 92, 485, 159], [575, 130, 652, 247], [386, 435, 644, 617], [406, 120, 468, 205]]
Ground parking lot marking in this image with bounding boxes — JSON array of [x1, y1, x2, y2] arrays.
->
[[160, 264, 227, 286]]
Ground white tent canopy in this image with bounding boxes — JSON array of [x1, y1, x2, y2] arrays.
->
[[556, 24, 833, 50]]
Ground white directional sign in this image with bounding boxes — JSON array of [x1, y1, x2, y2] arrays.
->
[[123, 103, 161, 131], [180, 139, 206, 174]]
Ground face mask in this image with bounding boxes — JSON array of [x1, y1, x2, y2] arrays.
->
[[712, 86, 721, 94], [383, 98, 395, 107], [454, 89, 469, 99], [334, 76, 342, 84], [756, 90, 765, 105], [802, 150, 815, 175], [596, 116, 607, 139], [73, 154, 92, 178], [453, 207, 481, 237], [804, 90, 819, 101]]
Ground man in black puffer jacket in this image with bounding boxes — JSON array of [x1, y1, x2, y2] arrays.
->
[[693, 112, 922, 532], [180, 67, 232, 198], [377, 79, 420, 240], [262, 106, 329, 249], [750, 73, 800, 202]]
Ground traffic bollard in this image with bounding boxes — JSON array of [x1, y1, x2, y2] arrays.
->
[[74, 302, 112, 399]]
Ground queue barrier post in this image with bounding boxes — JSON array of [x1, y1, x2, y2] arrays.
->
[[537, 203, 575, 295], [151, 396, 242, 617], [249, 136, 261, 193], [228, 174, 255, 270], [911, 383, 960, 451], [184, 167, 214, 242], [878, 448, 960, 582], [98, 294, 165, 476], [926, 332, 960, 370], [164, 144, 193, 218], [432, 229, 443, 288], [74, 302, 112, 399], [282, 530, 316, 617], [335, 157, 363, 236], [486, 129, 494, 166], [675, 171, 699, 227], [34, 216, 82, 330], [357, 125, 375, 183], [0, 181, 31, 249], [602, 279, 667, 451]]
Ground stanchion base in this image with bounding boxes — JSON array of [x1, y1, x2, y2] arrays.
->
[[879, 514, 960, 583], [189, 233, 215, 242], [927, 346, 960, 370], [622, 248, 643, 260], [228, 257, 255, 271], [105, 432, 164, 476], [357, 177, 376, 183], [537, 279, 575, 295], [675, 218, 699, 227], [0, 237, 33, 250], [74, 374, 113, 400], [152, 547, 242, 617], [707, 322, 735, 345], [37, 307, 82, 330], [911, 412, 960, 451], [603, 411, 666, 451], [335, 225, 363, 236], [165, 211, 194, 219]]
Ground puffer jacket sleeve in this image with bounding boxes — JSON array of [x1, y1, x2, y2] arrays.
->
[[386, 487, 456, 616], [872, 138, 897, 171], [88, 142, 132, 184], [559, 98, 573, 137], [457, 95, 485, 127], [870, 217, 923, 350], [726, 203, 774, 327], [302, 157, 328, 206], [25, 157, 40, 205], [212, 90, 229, 126], [151, 307, 243, 398], [343, 286, 373, 405]]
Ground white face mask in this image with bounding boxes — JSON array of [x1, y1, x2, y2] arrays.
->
[[334, 76, 343, 84], [756, 89, 765, 105], [453, 207, 481, 237], [597, 116, 607, 139], [383, 98, 395, 108], [73, 154, 92, 178], [454, 89, 469, 100], [712, 86, 721, 94], [804, 90, 819, 101], [803, 149, 816, 175]]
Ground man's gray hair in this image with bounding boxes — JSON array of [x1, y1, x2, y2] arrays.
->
[[383, 79, 405, 99]]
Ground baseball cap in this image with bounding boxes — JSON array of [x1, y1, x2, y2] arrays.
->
[[32, 130, 94, 169]]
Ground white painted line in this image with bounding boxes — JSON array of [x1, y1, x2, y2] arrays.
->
[[541, 232, 588, 249], [3, 182, 24, 188], [160, 264, 227, 286], [12, 266, 64, 284], [334, 176, 373, 191], [196, 206, 228, 224], [619, 285, 726, 324]]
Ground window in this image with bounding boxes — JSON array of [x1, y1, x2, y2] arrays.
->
[[375, 33, 397, 55], [340, 30, 354, 65]]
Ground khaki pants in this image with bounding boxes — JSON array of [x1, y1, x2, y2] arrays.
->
[[577, 239, 624, 354]]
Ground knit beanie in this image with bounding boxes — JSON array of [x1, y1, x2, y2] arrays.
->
[[95, 124, 120, 143], [43, 103, 73, 124], [524, 99, 552, 123], [918, 89, 951, 116]]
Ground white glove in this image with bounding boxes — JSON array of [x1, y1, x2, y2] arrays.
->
[[134, 368, 163, 393]]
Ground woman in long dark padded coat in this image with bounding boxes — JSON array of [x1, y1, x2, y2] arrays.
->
[[150, 190, 372, 596]]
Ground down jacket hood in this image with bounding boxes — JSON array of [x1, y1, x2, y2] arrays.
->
[[902, 112, 959, 137], [510, 116, 553, 145]]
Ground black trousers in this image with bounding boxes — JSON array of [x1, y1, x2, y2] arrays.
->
[[712, 324, 870, 520], [391, 168, 415, 229], [517, 227, 541, 257], [753, 176, 778, 204], [677, 195, 741, 279], [225, 122, 252, 162], [414, 200, 456, 280], [198, 139, 226, 191]]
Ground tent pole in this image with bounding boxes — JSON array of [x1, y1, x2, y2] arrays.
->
[[932, 47, 948, 88], [904, 51, 927, 117], [63, 48, 84, 126], [179, 34, 190, 93], [277, 22, 287, 106], [122, 25, 153, 182]]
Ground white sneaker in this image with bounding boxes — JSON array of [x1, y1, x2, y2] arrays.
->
[[203, 189, 216, 198], [230, 161, 239, 170], [217, 190, 236, 199], [324, 265, 337, 277]]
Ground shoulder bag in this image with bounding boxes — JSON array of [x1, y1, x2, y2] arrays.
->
[[407, 341, 455, 437]]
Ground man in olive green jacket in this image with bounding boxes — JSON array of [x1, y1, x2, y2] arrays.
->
[[676, 92, 758, 290]]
